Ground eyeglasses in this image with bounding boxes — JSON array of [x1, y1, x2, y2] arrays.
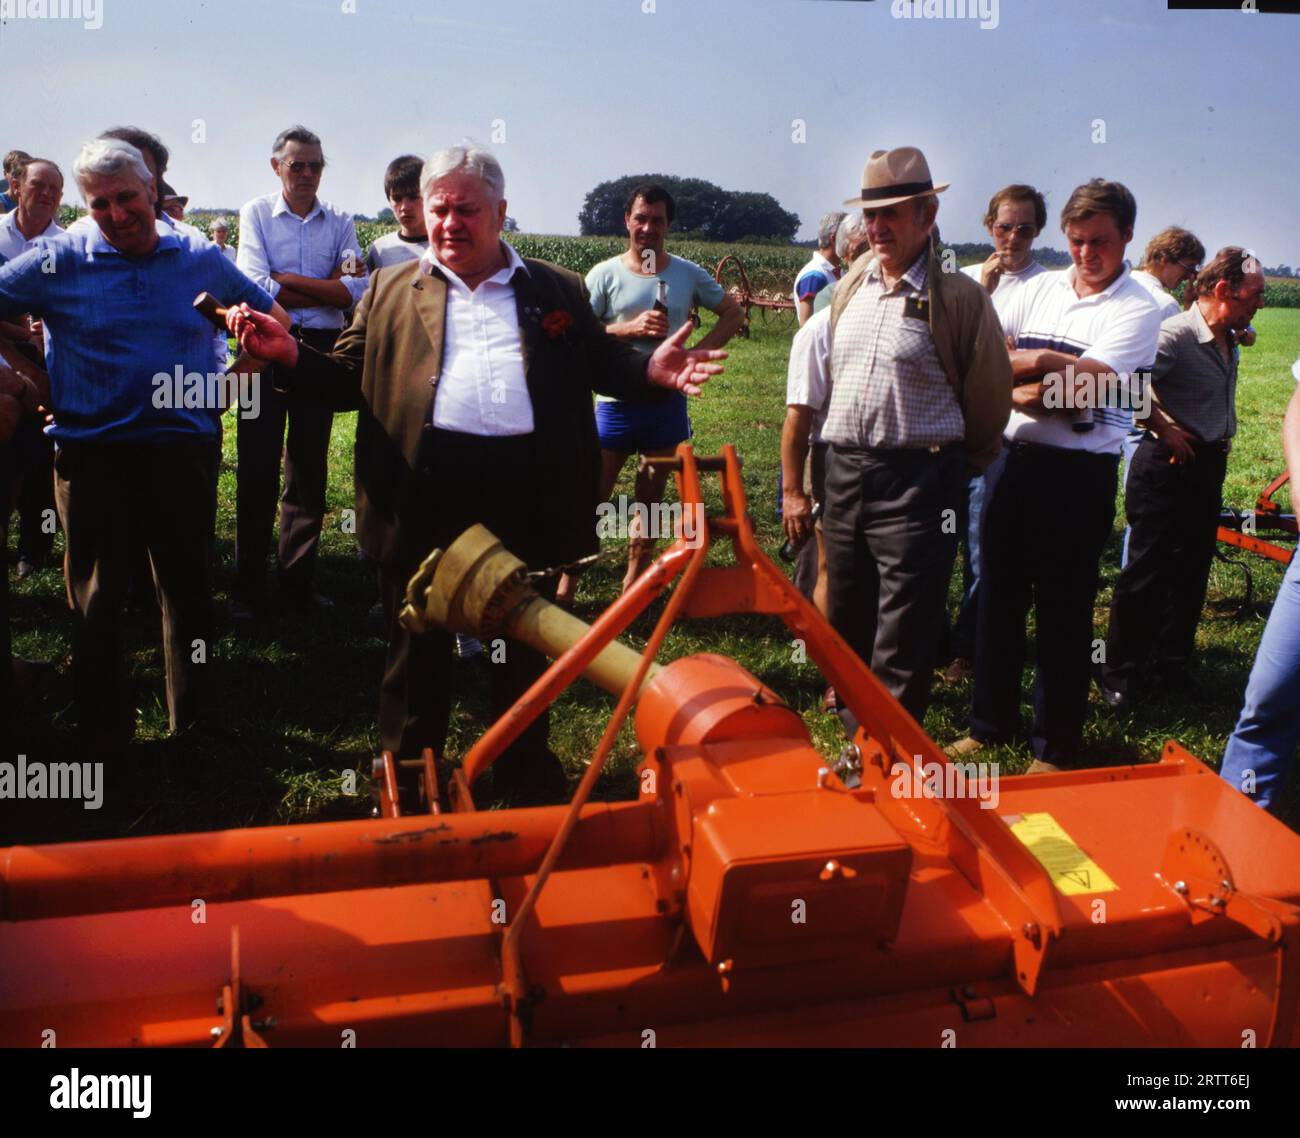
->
[[282, 160, 324, 175], [1177, 261, 1200, 277], [992, 223, 1036, 237]]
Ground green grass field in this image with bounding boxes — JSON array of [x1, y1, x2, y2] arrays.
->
[[6, 299, 1298, 842]]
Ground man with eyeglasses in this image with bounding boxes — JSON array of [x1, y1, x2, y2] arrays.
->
[[1101, 248, 1266, 709], [942, 185, 1048, 684], [235, 125, 368, 621]]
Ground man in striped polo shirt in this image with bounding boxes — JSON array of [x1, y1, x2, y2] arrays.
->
[[948, 180, 1163, 771]]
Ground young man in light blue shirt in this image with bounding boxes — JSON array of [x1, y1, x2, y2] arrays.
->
[[235, 125, 368, 619], [564, 183, 743, 599]]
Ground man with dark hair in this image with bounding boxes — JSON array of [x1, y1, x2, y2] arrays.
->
[[794, 211, 846, 325], [365, 155, 427, 272], [950, 179, 1163, 771], [817, 147, 1011, 726], [100, 128, 169, 195], [566, 181, 742, 599], [235, 125, 369, 620], [1102, 248, 1265, 706]]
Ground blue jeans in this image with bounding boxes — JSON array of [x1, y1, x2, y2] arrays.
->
[[1119, 428, 1144, 567], [950, 447, 1007, 660], [1220, 553, 1300, 811]]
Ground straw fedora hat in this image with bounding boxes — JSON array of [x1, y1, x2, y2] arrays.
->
[[843, 147, 950, 210]]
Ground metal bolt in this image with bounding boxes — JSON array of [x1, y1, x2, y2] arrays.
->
[[817, 767, 830, 788], [209, 1026, 222, 1038], [1174, 880, 1188, 895], [1220, 879, 1233, 891]]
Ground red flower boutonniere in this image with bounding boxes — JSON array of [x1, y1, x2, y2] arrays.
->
[[541, 310, 574, 339]]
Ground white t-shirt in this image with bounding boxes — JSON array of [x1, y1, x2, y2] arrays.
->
[[785, 306, 833, 443], [1129, 268, 1181, 319], [997, 265, 1163, 455], [961, 259, 1046, 321]]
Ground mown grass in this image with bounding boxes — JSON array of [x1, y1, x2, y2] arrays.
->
[[5, 304, 1298, 843]]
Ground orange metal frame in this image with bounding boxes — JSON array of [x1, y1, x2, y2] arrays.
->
[[3, 445, 1299, 1049]]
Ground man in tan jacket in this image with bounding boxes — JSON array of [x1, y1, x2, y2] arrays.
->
[[820, 147, 1010, 728], [228, 144, 726, 803]]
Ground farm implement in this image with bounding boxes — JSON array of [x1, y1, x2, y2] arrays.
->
[[1216, 472, 1296, 611], [2, 446, 1299, 1048], [713, 253, 796, 335]]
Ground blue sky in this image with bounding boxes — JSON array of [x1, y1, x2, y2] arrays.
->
[[3, 0, 1297, 263]]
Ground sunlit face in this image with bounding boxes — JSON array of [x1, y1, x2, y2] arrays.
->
[[162, 199, 185, 221], [988, 199, 1038, 272], [864, 199, 933, 273], [1222, 270, 1266, 331], [1066, 213, 1131, 292], [625, 196, 669, 260], [390, 190, 425, 238], [17, 161, 62, 228], [272, 140, 324, 208], [423, 172, 507, 286], [81, 168, 159, 257], [212, 224, 228, 246]]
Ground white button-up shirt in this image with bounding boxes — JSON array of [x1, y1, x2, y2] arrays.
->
[[236, 192, 367, 330], [423, 242, 534, 436]]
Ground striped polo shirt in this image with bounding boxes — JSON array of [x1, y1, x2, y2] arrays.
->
[[997, 264, 1163, 455]]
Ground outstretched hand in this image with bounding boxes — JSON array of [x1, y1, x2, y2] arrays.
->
[[226, 302, 300, 368], [646, 320, 727, 396]]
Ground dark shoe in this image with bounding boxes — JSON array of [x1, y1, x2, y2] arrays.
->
[[1099, 681, 1131, 712], [492, 747, 569, 805], [10, 657, 55, 694], [281, 590, 335, 618], [942, 656, 973, 685], [228, 597, 258, 625]]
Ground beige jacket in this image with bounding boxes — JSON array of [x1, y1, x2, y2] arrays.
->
[[830, 240, 1012, 474]]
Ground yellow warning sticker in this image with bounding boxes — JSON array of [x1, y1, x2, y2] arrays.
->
[[1005, 812, 1118, 895]]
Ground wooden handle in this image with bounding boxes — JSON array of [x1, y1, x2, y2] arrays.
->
[[193, 292, 229, 329]]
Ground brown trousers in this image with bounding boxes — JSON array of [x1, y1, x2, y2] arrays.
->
[[53, 436, 219, 747]]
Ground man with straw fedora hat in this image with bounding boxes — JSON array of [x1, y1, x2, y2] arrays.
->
[[820, 146, 1011, 730]]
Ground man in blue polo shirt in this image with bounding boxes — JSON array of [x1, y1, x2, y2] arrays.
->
[[0, 138, 288, 756]]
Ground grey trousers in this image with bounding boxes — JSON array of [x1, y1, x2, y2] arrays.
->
[[822, 442, 964, 726]]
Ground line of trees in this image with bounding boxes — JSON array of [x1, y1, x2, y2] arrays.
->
[[579, 174, 800, 244]]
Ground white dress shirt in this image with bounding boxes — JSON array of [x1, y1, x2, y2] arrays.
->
[[236, 192, 368, 330], [422, 242, 534, 436]]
